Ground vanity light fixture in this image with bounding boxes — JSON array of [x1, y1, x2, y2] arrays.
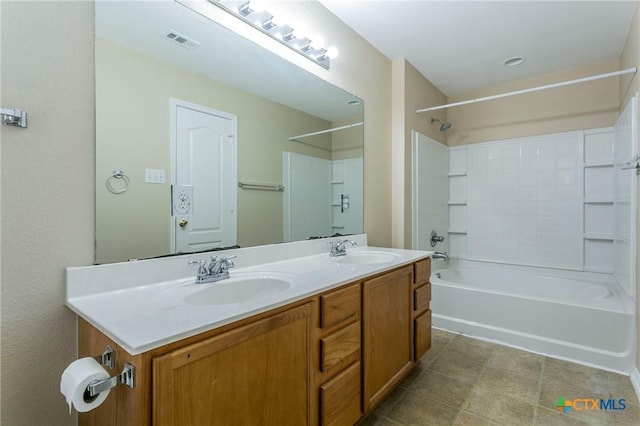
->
[[209, 0, 338, 69]]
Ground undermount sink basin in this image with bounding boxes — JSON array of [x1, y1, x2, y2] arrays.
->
[[332, 250, 401, 265], [183, 272, 298, 306]]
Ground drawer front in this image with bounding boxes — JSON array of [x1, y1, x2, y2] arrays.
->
[[414, 258, 431, 286], [321, 321, 361, 373], [414, 309, 432, 361], [320, 283, 360, 328], [413, 283, 431, 313], [320, 361, 362, 426]]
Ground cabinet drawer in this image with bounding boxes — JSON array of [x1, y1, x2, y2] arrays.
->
[[413, 283, 431, 313], [414, 258, 431, 286], [321, 321, 360, 373], [414, 309, 432, 361], [320, 283, 360, 328], [320, 361, 362, 426]]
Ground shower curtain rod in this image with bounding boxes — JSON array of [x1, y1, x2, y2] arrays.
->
[[289, 121, 364, 140], [416, 67, 638, 114]]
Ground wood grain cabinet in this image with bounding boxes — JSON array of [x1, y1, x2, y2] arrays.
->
[[153, 302, 314, 426], [413, 258, 432, 360], [317, 283, 362, 426], [362, 265, 414, 411], [77, 258, 433, 426]]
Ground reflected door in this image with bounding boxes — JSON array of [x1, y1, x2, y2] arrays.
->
[[172, 100, 237, 253]]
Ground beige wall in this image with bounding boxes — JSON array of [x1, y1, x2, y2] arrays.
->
[[96, 38, 333, 263], [1, 2, 95, 425], [183, 0, 393, 247], [331, 116, 364, 161], [447, 60, 620, 146], [391, 59, 447, 248], [619, 3, 640, 375], [0, 1, 392, 423]]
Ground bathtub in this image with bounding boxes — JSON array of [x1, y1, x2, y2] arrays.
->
[[430, 260, 635, 373]]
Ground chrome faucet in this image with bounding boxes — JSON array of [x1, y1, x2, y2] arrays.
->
[[329, 239, 357, 257], [432, 251, 449, 261], [189, 255, 236, 284]]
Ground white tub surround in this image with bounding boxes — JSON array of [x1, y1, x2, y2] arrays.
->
[[431, 260, 635, 373], [66, 234, 432, 355]]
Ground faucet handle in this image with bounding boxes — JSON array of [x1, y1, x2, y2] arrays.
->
[[221, 255, 236, 270], [189, 259, 208, 281]]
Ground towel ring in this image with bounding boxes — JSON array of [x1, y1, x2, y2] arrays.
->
[[106, 169, 130, 194]]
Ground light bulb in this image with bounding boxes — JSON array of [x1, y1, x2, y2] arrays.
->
[[325, 46, 339, 59]]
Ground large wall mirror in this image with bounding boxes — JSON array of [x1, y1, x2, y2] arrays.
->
[[95, 0, 364, 264]]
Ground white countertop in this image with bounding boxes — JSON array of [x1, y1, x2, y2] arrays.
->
[[66, 235, 432, 355]]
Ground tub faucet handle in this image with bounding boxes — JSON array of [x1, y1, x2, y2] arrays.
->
[[430, 230, 445, 247]]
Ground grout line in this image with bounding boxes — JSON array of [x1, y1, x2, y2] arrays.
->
[[532, 357, 546, 426]]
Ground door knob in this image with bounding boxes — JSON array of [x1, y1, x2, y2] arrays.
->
[[179, 219, 188, 229]]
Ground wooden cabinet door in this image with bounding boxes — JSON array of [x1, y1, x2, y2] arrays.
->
[[153, 303, 313, 426], [362, 266, 413, 411], [320, 362, 362, 426]]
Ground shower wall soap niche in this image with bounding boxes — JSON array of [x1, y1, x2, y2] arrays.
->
[[583, 128, 615, 273], [447, 147, 468, 259]]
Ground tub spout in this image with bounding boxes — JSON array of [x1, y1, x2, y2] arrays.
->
[[432, 251, 449, 261]]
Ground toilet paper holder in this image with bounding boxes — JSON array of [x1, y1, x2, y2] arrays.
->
[[87, 362, 136, 397], [87, 345, 136, 397], [93, 345, 115, 370]]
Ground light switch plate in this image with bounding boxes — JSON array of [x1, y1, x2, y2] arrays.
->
[[145, 168, 166, 184]]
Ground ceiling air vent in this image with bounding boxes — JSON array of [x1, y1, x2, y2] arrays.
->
[[165, 30, 200, 49]]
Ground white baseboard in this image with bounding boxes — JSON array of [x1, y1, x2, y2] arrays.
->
[[631, 367, 640, 406]]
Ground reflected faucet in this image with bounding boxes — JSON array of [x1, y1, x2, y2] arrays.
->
[[189, 255, 236, 284], [329, 239, 357, 257], [432, 251, 449, 261]]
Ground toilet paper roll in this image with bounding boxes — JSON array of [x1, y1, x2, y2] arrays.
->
[[60, 357, 111, 413]]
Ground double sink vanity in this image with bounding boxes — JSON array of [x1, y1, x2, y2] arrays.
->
[[66, 234, 433, 425]]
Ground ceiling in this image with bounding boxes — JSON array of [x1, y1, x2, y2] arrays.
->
[[96, 0, 362, 122], [320, 0, 638, 96]]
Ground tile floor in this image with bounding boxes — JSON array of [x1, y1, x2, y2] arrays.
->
[[361, 329, 639, 426]]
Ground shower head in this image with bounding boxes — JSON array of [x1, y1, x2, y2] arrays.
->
[[430, 117, 452, 132]]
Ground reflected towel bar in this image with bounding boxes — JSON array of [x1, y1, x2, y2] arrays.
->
[[621, 153, 640, 170], [238, 182, 285, 191]]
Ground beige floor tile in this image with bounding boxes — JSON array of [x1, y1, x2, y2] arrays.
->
[[609, 402, 639, 425], [359, 413, 404, 426], [600, 372, 639, 407], [372, 384, 409, 416], [428, 350, 486, 384], [359, 412, 382, 426], [534, 406, 589, 425], [453, 411, 493, 426], [464, 387, 535, 426], [486, 345, 544, 380], [410, 369, 475, 409], [419, 330, 456, 367], [432, 328, 456, 347], [399, 363, 427, 389], [421, 347, 445, 368], [474, 366, 540, 404], [388, 391, 460, 426], [366, 334, 638, 426], [447, 335, 496, 362], [542, 362, 610, 396]]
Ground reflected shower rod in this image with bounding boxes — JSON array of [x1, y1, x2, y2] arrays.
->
[[289, 121, 364, 141]]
